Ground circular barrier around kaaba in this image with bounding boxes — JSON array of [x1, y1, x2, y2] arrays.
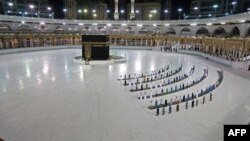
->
[[73, 55, 127, 65]]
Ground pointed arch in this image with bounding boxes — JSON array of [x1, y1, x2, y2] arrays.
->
[[124, 26, 134, 33], [196, 27, 210, 37], [153, 27, 162, 34], [17, 24, 32, 32], [180, 27, 191, 36], [0, 23, 12, 31], [124, 26, 132, 31], [246, 27, 250, 37], [97, 26, 105, 31], [165, 28, 176, 35], [55, 25, 64, 31], [82, 26, 91, 31], [230, 26, 240, 37], [36, 25, 47, 31], [212, 27, 226, 37], [138, 27, 149, 34], [111, 26, 120, 31]]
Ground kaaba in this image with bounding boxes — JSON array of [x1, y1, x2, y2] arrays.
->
[[82, 35, 110, 60]]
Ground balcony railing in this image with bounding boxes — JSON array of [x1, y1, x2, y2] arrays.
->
[[0, 12, 249, 26]]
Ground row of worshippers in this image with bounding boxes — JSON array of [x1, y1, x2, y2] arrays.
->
[[156, 93, 213, 116], [123, 65, 182, 86], [135, 65, 181, 81], [142, 65, 190, 84], [198, 84, 216, 97], [125, 69, 175, 86], [131, 70, 190, 92], [137, 74, 207, 99], [138, 64, 192, 86], [149, 84, 215, 108], [153, 92, 199, 108], [215, 70, 224, 87], [120, 65, 169, 80]]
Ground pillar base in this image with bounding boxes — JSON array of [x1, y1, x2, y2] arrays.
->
[[114, 13, 119, 20], [130, 13, 135, 20]]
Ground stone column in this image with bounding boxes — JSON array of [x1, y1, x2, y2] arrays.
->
[[31, 38, 34, 47], [130, 0, 135, 20], [0, 40, 2, 49], [114, 0, 119, 20]]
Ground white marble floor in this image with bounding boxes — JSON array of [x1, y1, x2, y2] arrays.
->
[[0, 49, 250, 141]]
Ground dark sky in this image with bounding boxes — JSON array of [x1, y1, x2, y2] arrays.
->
[[49, 0, 191, 19]]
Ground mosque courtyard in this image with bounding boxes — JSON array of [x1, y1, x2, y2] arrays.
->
[[0, 48, 250, 141]]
